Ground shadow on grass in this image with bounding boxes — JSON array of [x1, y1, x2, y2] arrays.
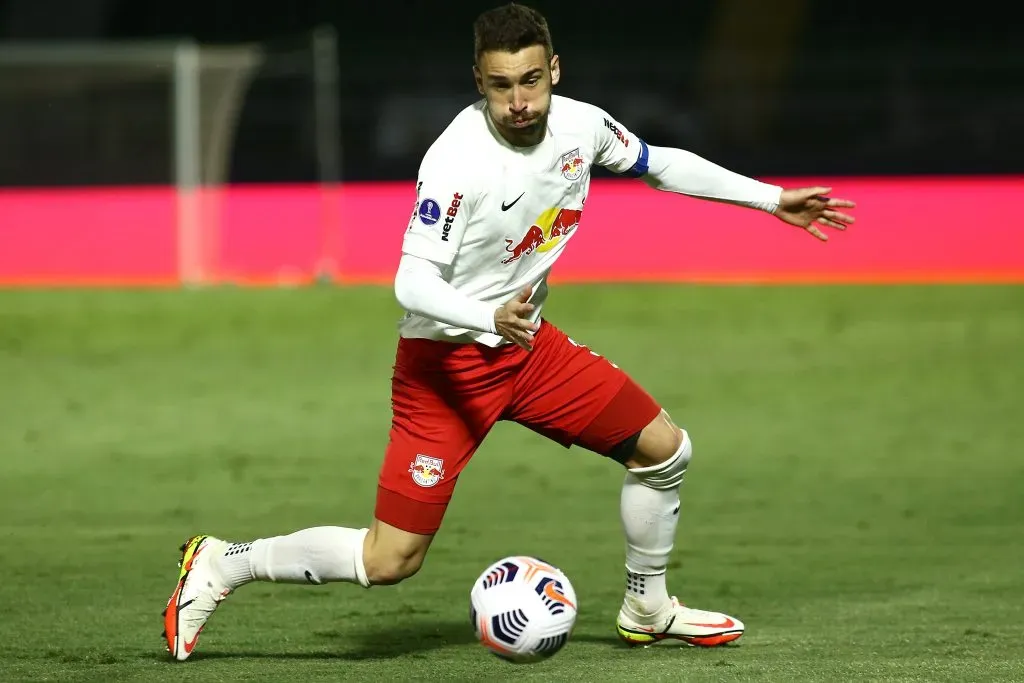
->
[[149, 619, 737, 662], [150, 618, 477, 662]]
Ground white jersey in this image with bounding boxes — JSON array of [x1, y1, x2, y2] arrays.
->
[[398, 94, 647, 347]]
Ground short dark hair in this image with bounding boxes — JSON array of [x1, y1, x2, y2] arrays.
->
[[473, 3, 553, 62]]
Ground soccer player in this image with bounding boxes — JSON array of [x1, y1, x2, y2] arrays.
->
[[163, 3, 855, 659]]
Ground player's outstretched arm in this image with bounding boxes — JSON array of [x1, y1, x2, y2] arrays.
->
[[641, 146, 855, 241], [592, 105, 855, 241], [640, 144, 781, 212]]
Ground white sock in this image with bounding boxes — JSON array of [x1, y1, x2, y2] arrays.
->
[[619, 435, 688, 618], [215, 526, 370, 590]]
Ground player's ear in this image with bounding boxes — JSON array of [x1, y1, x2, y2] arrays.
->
[[473, 64, 485, 95], [549, 54, 560, 87]]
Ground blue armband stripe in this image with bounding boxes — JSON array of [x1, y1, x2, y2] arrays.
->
[[620, 139, 650, 178]]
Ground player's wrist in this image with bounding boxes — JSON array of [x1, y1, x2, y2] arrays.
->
[[764, 184, 783, 214], [488, 305, 501, 335]]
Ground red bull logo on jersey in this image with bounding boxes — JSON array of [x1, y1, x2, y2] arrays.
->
[[409, 454, 445, 488], [559, 148, 585, 181], [502, 207, 583, 264]]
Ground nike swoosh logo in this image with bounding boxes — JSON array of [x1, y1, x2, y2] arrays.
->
[[684, 616, 736, 629], [183, 631, 201, 654], [501, 192, 525, 211]]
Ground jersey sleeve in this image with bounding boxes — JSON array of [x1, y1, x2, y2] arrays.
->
[[590, 105, 650, 178], [401, 153, 475, 266]]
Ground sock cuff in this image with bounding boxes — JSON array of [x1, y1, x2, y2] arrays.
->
[[626, 430, 691, 490], [353, 528, 371, 588], [625, 564, 667, 577], [217, 539, 260, 587]]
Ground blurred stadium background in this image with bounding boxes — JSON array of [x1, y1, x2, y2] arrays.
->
[[1, 0, 1022, 285], [1, 2, 1023, 681]]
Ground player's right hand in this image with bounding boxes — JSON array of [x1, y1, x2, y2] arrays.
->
[[494, 287, 539, 351]]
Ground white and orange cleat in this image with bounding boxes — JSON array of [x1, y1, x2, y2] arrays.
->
[[616, 596, 744, 648], [162, 535, 232, 661]]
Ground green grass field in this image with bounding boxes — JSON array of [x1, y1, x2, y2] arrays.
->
[[2, 284, 1023, 682]]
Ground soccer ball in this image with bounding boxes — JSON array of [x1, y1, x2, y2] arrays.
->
[[470, 555, 578, 663]]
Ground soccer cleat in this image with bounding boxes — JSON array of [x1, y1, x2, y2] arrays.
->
[[616, 596, 744, 648], [163, 535, 232, 661]]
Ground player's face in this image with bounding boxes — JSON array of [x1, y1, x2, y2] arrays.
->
[[474, 45, 560, 147]]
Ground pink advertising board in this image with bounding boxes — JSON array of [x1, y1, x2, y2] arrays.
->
[[1, 177, 1022, 286]]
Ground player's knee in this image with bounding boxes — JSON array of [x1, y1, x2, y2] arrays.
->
[[627, 410, 684, 468], [624, 411, 691, 490], [362, 520, 432, 586]]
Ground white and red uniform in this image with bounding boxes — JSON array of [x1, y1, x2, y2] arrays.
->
[[376, 95, 782, 533]]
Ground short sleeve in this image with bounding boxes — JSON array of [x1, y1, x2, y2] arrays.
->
[[591, 106, 650, 178], [401, 156, 475, 266]]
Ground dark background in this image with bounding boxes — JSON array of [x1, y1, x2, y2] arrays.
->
[[0, 0, 1021, 186]]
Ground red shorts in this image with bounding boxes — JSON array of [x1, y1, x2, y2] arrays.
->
[[375, 319, 662, 535]]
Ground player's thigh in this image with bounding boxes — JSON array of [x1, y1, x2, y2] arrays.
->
[[376, 393, 485, 537], [505, 321, 662, 456], [376, 345, 508, 537]]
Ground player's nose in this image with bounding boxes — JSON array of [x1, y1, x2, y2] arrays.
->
[[510, 88, 528, 112]]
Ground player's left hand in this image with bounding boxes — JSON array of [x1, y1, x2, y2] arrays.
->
[[773, 186, 856, 241]]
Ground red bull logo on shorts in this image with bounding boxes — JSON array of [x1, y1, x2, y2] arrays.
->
[[409, 454, 445, 488], [559, 148, 585, 181], [502, 208, 583, 264]]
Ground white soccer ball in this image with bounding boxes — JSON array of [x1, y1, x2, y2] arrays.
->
[[470, 555, 578, 663]]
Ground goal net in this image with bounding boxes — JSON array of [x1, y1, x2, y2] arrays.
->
[[0, 29, 340, 285]]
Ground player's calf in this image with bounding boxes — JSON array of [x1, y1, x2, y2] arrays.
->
[[361, 519, 434, 585], [618, 411, 693, 620], [613, 409, 742, 646]]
